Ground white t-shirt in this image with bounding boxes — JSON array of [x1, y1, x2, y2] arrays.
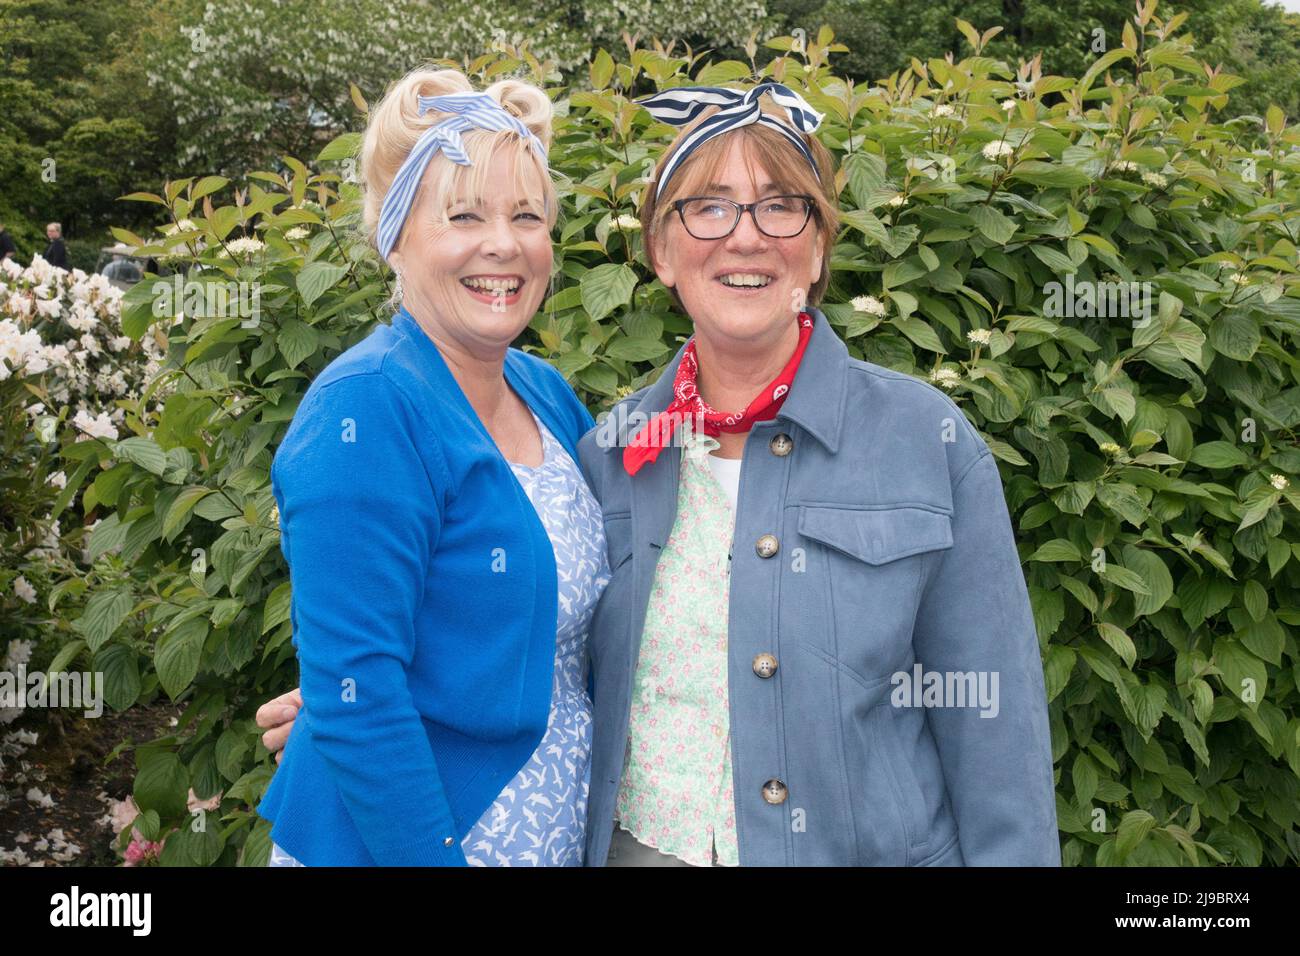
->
[[706, 452, 742, 510]]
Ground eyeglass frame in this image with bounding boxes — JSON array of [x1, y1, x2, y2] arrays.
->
[[669, 194, 817, 240]]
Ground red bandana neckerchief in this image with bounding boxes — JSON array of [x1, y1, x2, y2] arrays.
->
[[622, 311, 815, 476]]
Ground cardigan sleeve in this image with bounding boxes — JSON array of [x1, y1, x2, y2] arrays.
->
[[909, 449, 1062, 865], [271, 370, 467, 866]]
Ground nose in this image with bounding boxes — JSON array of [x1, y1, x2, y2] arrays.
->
[[481, 212, 522, 259], [724, 203, 769, 252]]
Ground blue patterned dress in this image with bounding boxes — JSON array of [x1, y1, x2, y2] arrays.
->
[[268, 410, 610, 867]]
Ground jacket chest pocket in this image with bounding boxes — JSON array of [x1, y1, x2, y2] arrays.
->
[[795, 505, 953, 682]]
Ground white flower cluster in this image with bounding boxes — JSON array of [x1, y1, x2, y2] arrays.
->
[[851, 295, 887, 317], [930, 367, 961, 389], [982, 139, 1014, 161], [0, 254, 168, 434]]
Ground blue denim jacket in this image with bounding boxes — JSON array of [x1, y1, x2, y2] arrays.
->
[[576, 306, 1061, 866]]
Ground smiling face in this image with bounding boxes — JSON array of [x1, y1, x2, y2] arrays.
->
[[650, 136, 824, 348], [389, 143, 553, 359]]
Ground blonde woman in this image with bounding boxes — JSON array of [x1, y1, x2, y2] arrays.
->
[[255, 67, 609, 866]]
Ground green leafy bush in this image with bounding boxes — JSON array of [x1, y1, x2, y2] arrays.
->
[[63, 2, 1300, 865]]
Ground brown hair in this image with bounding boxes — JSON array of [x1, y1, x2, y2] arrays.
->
[[639, 103, 839, 313]]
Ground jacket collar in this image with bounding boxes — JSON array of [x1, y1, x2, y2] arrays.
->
[[632, 304, 848, 454]]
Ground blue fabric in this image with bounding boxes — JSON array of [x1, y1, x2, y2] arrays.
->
[[577, 305, 1061, 866], [256, 304, 594, 866], [267, 412, 610, 868], [463, 412, 610, 864]]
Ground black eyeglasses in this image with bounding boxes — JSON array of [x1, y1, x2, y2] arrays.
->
[[670, 194, 816, 240]]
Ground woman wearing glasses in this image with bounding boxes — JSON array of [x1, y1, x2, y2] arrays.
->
[[260, 82, 1060, 866]]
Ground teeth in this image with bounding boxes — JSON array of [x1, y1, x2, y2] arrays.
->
[[461, 277, 521, 293], [719, 273, 772, 288]]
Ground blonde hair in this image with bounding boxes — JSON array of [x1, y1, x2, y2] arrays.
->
[[359, 67, 559, 276], [640, 104, 839, 312]]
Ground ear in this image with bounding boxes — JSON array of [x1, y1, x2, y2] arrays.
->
[[650, 229, 676, 289], [811, 225, 825, 282]]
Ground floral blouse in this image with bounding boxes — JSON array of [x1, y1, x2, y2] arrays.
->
[[613, 427, 740, 867]]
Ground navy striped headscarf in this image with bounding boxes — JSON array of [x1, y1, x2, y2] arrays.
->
[[634, 82, 825, 201]]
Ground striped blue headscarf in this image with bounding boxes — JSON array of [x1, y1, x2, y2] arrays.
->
[[375, 92, 550, 263], [634, 82, 825, 202]]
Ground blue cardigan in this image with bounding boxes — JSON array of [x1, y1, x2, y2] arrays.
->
[[256, 305, 594, 865]]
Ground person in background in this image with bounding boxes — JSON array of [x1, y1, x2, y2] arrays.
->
[[0, 220, 17, 262], [43, 222, 68, 269]]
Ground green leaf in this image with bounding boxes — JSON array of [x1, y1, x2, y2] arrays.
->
[[841, 209, 890, 245], [1100, 387, 1136, 422], [1242, 579, 1268, 623], [891, 316, 946, 352], [296, 261, 348, 307], [971, 205, 1017, 245], [134, 751, 189, 819], [96, 644, 141, 711], [603, 335, 670, 362], [155, 618, 207, 699], [1208, 312, 1260, 361], [1188, 441, 1249, 469], [1043, 644, 1076, 702], [1073, 753, 1099, 807], [112, 437, 168, 476], [191, 176, 229, 201], [162, 486, 215, 540], [579, 263, 638, 322], [1099, 561, 1151, 596], [47, 639, 86, 676], [277, 319, 319, 369], [1121, 545, 1174, 616], [1115, 810, 1157, 860], [73, 589, 135, 653], [1029, 539, 1081, 562], [215, 727, 251, 783], [262, 581, 292, 635], [316, 131, 362, 163], [1097, 622, 1137, 668], [87, 513, 130, 561], [1212, 637, 1267, 707]]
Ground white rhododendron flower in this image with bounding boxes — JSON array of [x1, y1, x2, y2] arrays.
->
[[13, 577, 37, 604], [72, 409, 119, 441]]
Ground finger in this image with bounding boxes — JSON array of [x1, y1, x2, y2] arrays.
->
[[262, 724, 292, 754]]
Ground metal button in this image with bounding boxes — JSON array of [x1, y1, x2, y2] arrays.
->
[[752, 653, 778, 679], [443, 836, 454, 847], [762, 779, 788, 805], [769, 433, 793, 457], [755, 534, 779, 558]]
